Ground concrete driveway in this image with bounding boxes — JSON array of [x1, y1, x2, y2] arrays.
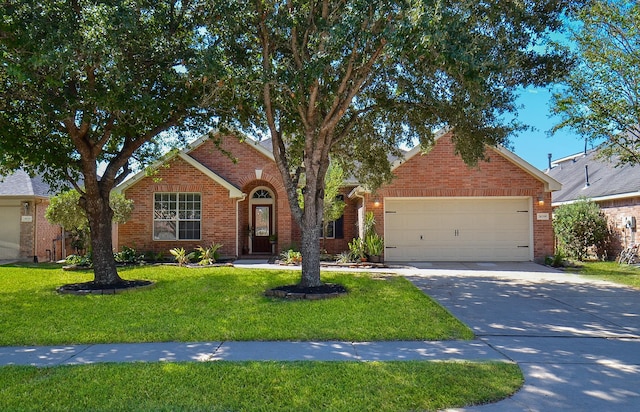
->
[[401, 262, 640, 412]]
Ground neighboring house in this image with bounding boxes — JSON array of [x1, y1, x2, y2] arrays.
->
[[0, 170, 66, 261], [547, 149, 640, 255], [116, 130, 560, 262]]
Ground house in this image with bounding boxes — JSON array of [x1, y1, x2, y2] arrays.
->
[[0, 170, 66, 261], [116, 130, 560, 262], [547, 149, 640, 255]]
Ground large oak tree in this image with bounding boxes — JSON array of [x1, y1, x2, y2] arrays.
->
[[551, 0, 640, 164], [211, 0, 576, 287], [0, 1, 222, 285]]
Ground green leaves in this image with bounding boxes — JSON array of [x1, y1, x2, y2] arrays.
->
[[553, 198, 611, 260], [551, 0, 640, 165]]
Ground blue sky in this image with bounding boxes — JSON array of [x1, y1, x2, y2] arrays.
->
[[510, 86, 589, 171]]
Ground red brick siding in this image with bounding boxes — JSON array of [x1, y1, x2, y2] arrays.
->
[[366, 132, 554, 261], [597, 197, 640, 257], [119, 156, 238, 258]]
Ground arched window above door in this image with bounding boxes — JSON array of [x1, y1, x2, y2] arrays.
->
[[252, 189, 272, 199]]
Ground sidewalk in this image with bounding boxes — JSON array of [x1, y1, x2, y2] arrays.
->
[[0, 340, 510, 367]]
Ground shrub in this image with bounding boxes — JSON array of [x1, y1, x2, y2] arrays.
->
[[114, 246, 141, 264], [194, 243, 223, 265], [280, 249, 302, 265], [65, 253, 92, 266], [553, 198, 610, 260], [169, 247, 193, 266]]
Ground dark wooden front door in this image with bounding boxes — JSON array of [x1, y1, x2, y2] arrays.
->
[[252, 205, 272, 253]]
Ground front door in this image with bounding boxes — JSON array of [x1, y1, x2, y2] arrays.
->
[[252, 205, 272, 253]]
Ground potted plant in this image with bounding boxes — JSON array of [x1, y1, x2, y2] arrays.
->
[[365, 233, 384, 263], [269, 233, 278, 244]]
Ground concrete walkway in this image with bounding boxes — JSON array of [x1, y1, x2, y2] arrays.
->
[[2, 261, 640, 411]]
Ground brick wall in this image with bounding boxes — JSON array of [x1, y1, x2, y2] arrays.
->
[[598, 197, 640, 257], [363, 132, 555, 261], [120, 156, 239, 258]]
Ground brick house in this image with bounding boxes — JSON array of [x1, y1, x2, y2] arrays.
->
[[116, 130, 560, 262], [0, 170, 67, 262], [547, 149, 640, 256]]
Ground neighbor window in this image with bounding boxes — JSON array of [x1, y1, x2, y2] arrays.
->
[[321, 195, 344, 239], [153, 193, 201, 240]]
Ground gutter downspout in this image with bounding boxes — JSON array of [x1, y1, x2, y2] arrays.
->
[[236, 194, 247, 258], [352, 189, 367, 239]]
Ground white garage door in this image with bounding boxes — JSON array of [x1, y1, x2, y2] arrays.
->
[[384, 197, 531, 261], [0, 205, 21, 259]]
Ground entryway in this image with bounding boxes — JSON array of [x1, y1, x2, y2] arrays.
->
[[249, 187, 274, 254]]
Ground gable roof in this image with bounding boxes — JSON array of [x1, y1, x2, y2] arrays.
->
[[0, 169, 55, 198], [116, 151, 244, 198], [547, 149, 640, 204], [391, 130, 561, 192], [186, 131, 275, 161]]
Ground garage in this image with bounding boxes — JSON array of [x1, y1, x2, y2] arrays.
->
[[384, 197, 532, 261], [0, 204, 21, 260]]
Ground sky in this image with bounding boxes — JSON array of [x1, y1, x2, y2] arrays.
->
[[509, 86, 587, 170]]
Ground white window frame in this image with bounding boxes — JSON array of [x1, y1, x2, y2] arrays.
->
[[153, 192, 202, 241]]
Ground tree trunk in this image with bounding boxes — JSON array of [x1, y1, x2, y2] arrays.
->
[[300, 208, 323, 288], [83, 191, 122, 286], [298, 156, 326, 288]]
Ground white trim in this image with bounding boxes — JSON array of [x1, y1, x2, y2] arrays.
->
[[552, 191, 640, 207], [185, 131, 275, 161], [116, 152, 243, 199], [494, 146, 561, 192], [363, 128, 562, 196], [177, 153, 243, 198]]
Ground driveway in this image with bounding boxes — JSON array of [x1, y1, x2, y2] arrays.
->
[[401, 262, 640, 411]]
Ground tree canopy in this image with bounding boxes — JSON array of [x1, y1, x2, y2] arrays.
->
[[551, 0, 640, 164], [0, 0, 223, 285], [210, 0, 577, 286]]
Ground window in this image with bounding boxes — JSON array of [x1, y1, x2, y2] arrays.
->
[[321, 195, 344, 239], [323, 220, 336, 239], [153, 193, 201, 240]]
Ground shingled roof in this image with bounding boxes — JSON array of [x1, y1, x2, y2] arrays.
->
[[547, 149, 640, 204], [0, 169, 55, 198]]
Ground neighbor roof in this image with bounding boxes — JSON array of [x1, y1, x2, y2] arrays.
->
[[0, 169, 54, 198], [547, 149, 640, 204]]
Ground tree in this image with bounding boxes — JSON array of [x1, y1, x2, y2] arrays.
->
[[46, 189, 134, 252], [553, 198, 610, 260], [0, 1, 223, 286], [551, 0, 640, 164], [210, 0, 576, 287]]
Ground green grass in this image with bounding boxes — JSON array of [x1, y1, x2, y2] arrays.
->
[[0, 361, 523, 411], [0, 264, 473, 345], [572, 261, 640, 289]]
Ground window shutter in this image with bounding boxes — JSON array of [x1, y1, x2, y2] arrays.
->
[[335, 195, 345, 239]]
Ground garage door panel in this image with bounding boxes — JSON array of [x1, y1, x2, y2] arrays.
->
[[385, 198, 531, 261], [0, 206, 21, 259]]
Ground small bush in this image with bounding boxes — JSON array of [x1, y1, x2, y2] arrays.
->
[[169, 248, 193, 266], [280, 249, 302, 265], [553, 198, 610, 261], [65, 253, 92, 266], [114, 246, 142, 264], [194, 243, 223, 265]]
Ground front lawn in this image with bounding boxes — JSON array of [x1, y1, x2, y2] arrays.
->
[[0, 264, 473, 345], [572, 261, 640, 289], [0, 361, 522, 411]]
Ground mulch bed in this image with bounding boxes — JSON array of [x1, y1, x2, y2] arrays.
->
[[57, 280, 155, 295], [264, 283, 348, 300]]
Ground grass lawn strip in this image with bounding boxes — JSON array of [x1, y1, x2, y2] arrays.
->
[[0, 264, 473, 346], [0, 361, 523, 411], [573, 261, 640, 289]]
